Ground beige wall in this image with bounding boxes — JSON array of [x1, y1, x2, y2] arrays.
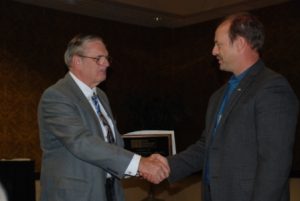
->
[[35, 176, 300, 201]]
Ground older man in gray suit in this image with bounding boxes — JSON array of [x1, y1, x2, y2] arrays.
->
[[167, 12, 298, 201], [38, 34, 170, 201]]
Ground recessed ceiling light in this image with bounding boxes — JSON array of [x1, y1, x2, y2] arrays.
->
[[154, 16, 162, 22]]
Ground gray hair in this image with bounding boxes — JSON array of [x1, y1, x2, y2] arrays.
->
[[64, 34, 104, 67]]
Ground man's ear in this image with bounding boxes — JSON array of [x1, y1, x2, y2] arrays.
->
[[234, 36, 247, 52], [72, 55, 81, 65]]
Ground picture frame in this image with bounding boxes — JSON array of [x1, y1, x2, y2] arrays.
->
[[122, 130, 176, 157]]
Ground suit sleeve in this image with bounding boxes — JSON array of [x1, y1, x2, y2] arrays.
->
[[38, 88, 134, 179], [168, 132, 206, 183], [252, 77, 298, 201]]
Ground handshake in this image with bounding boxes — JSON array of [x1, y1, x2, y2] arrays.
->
[[138, 154, 170, 184]]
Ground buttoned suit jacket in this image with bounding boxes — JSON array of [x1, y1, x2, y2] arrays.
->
[[168, 60, 299, 201], [38, 73, 134, 201]]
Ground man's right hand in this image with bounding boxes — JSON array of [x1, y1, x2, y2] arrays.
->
[[138, 154, 170, 184]]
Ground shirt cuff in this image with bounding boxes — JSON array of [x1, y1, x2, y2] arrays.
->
[[124, 154, 141, 177]]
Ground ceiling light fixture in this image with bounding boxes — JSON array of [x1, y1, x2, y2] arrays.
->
[[154, 16, 162, 22]]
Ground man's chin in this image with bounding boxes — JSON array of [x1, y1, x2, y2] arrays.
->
[[96, 76, 106, 85], [220, 66, 233, 73]]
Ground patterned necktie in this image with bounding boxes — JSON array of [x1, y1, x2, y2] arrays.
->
[[91, 93, 115, 144]]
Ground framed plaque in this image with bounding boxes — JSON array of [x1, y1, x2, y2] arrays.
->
[[123, 131, 176, 201], [123, 130, 176, 157]]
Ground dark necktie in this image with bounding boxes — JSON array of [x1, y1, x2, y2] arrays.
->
[[204, 77, 239, 186], [91, 93, 115, 144], [214, 77, 239, 129]]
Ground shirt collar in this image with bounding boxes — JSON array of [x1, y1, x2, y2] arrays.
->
[[229, 66, 251, 84], [69, 72, 96, 99]]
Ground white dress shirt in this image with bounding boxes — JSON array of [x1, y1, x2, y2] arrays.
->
[[69, 72, 140, 177]]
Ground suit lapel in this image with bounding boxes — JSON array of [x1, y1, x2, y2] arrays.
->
[[96, 89, 113, 120], [64, 74, 105, 140], [216, 61, 264, 131], [96, 88, 122, 145], [207, 85, 227, 137]]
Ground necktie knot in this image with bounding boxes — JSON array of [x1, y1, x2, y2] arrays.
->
[[92, 93, 101, 114]]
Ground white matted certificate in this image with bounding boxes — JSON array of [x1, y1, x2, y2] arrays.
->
[[122, 130, 176, 156]]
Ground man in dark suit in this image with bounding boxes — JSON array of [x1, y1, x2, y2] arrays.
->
[[167, 12, 299, 201], [38, 34, 170, 201]]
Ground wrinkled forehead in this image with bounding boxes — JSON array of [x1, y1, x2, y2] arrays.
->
[[82, 40, 108, 54], [217, 20, 231, 34], [214, 21, 231, 40], [82, 39, 105, 49]]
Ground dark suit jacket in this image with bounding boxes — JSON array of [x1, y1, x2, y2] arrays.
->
[[38, 73, 134, 201], [168, 60, 299, 201]]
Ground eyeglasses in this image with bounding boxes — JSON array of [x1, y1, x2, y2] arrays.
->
[[77, 54, 112, 65]]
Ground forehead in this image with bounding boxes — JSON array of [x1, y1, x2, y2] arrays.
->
[[82, 40, 108, 54], [215, 20, 231, 40]]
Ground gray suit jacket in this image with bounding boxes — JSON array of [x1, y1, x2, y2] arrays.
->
[[168, 60, 299, 201], [38, 73, 134, 201]]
